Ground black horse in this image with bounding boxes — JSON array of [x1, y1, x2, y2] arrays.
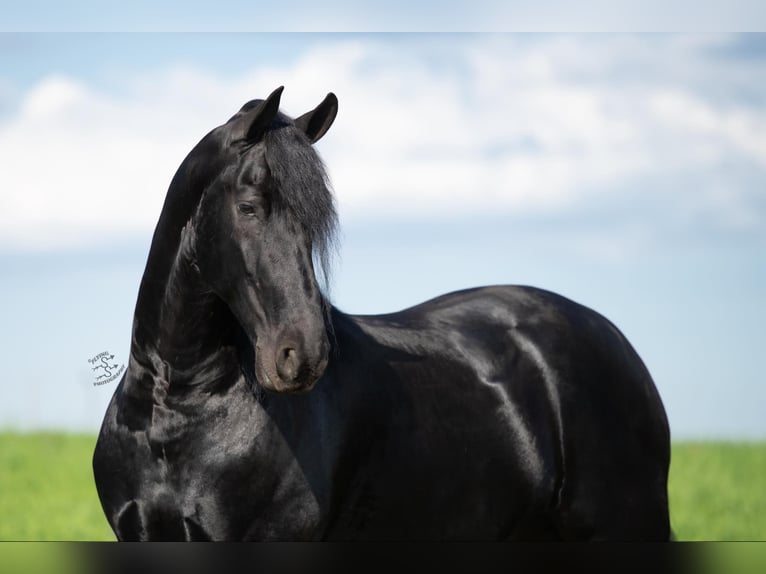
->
[[93, 87, 671, 541]]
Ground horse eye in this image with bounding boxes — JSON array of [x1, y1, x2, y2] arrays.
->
[[238, 203, 256, 216]]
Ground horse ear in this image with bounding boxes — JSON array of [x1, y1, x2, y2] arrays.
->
[[232, 86, 284, 143], [294, 93, 338, 143]]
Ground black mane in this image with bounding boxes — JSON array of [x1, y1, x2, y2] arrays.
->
[[147, 104, 339, 294], [227, 101, 338, 290], [262, 117, 338, 291]]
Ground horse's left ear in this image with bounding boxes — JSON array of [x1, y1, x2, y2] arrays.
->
[[294, 93, 338, 144], [231, 86, 284, 143]]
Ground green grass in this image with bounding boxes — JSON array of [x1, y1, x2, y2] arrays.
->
[[0, 432, 764, 540], [668, 442, 766, 541], [0, 432, 114, 541]]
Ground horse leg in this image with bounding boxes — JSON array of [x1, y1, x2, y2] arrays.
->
[[553, 446, 671, 541], [112, 490, 197, 541]]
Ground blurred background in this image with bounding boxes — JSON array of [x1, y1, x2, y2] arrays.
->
[[0, 31, 765, 540]]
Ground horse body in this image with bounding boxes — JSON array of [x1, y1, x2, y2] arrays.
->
[[93, 88, 670, 541], [95, 286, 669, 540]]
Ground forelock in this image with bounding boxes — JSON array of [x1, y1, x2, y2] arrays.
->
[[263, 124, 338, 293]]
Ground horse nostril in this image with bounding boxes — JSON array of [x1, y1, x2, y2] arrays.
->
[[276, 347, 299, 382]]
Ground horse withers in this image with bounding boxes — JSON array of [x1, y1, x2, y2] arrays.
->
[[93, 87, 671, 541]]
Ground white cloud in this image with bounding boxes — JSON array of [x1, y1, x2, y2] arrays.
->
[[1, 35, 765, 251], [649, 88, 766, 164]]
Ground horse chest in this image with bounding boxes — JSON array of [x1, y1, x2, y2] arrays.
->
[[146, 405, 329, 539]]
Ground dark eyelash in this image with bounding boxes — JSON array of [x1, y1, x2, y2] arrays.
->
[[238, 203, 256, 215]]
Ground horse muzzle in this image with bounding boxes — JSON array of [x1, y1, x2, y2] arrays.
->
[[254, 328, 329, 393]]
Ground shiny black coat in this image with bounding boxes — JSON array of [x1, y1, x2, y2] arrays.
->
[[94, 286, 670, 540], [93, 88, 670, 541]]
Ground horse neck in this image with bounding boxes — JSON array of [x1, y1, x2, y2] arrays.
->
[[126, 223, 240, 395]]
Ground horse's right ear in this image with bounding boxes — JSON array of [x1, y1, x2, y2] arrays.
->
[[231, 86, 284, 143], [294, 93, 338, 143]]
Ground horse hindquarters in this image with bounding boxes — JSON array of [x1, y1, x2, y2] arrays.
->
[[555, 427, 671, 541], [549, 318, 671, 540]]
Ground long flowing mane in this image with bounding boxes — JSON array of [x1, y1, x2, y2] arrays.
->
[[263, 115, 338, 291], [136, 106, 339, 328]]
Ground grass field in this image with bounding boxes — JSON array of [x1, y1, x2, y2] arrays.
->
[[0, 432, 114, 541], [669, 442, 766, 540], [0, 432, 764, 541]]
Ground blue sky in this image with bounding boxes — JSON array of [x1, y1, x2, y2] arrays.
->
[[2, 2, 765, 31], [1, 33, 764, 438]]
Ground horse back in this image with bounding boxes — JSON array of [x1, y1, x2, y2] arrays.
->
[[327, 285, 670, 539]]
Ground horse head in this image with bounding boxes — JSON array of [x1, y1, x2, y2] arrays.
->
[[190, 86, 338, 393]]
